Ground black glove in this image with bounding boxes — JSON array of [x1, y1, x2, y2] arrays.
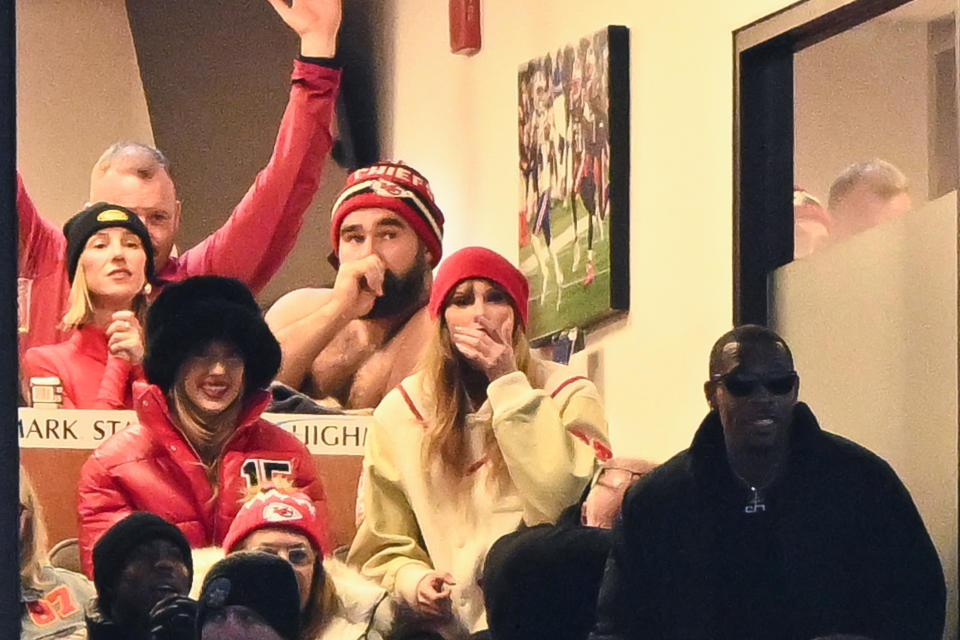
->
[[149, 594, 198, 640]]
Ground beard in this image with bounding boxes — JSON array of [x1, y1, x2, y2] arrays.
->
[[363, 250, 430, 319]]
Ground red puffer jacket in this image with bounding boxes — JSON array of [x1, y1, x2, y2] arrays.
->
[[77, 382, 332, 578]]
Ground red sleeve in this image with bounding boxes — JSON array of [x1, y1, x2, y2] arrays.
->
[[17, 171, 66, 279], [93, 357, 136, 410], [17, 172, 71, 355], [166, 61, 341, 293], [77, 452, 135, 578]]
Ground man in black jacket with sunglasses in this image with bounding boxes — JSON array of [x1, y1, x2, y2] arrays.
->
[[589, 324, 945, 640]]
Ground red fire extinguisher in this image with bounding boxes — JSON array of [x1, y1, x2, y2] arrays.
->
[[450, 0, 481, 56]]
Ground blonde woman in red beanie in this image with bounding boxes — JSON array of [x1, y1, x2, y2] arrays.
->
[[348, 246, 610, 638], [191, 482, 393, 640]]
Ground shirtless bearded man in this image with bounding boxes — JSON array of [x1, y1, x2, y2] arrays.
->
[[266, 162, 444, 409]]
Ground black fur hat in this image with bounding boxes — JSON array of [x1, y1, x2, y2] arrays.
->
[[144, 276, 281, 394]]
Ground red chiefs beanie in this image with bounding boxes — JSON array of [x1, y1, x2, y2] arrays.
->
[[222, 487, 324, 555], [429, 246, 530, 328], [330, 161, 445, 266]]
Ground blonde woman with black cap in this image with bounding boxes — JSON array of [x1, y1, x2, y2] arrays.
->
[[22, 202, 154, 409], [348, 246, 610, 638]]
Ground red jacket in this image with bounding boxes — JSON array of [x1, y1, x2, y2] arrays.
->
[[21, 325, 142, 409], [76, 382, 332, 578], [17, 60, 340, 357]]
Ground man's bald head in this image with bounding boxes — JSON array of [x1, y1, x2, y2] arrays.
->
[[828, 159, 911, 238], [705, 325, 799, 458], [581, 457, 658, 529], [708, 324, 794, 381]]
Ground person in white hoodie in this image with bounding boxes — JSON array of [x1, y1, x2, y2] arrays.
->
[[193, 482, 393, 640], [347, 247, 610, 638]]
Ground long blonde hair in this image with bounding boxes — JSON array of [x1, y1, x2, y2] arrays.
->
[[169, 377, 243, 506], [419, 311, 533, 477], [20, 466, 50, 588], [60, 264, 147, 331]]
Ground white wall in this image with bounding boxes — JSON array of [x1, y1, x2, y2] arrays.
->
[[383, 5, 956, 632], [383, 0, 801, 461], [16, 0, 153, 223]]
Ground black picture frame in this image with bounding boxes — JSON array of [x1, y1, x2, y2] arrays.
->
[[517, 25, 629, 343]]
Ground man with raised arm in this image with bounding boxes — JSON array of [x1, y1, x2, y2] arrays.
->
[[266, 161, 444, 410], [17, 0, 342, 358]]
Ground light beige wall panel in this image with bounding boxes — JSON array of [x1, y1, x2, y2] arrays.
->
[[16, 0, 154, 223], [794, 20, 929, 209], [772, 196, 958, 637]]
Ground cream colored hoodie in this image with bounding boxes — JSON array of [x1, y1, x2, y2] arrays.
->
[[347, 357, 609, 637]]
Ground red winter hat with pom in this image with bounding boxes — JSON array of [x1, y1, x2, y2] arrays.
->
[[222, 484, 325, 555]]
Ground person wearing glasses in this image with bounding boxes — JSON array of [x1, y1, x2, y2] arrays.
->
[[204, 482, 394, 640], [77, 276, 332, 578], [589, 324, 946, 640]]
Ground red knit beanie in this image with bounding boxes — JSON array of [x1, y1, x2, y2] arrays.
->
[[330, 161, 444, 266], [221, 486, 324, 555], [428, 246, 530, 328]]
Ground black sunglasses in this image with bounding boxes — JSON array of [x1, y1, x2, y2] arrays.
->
[[711, 371, 798, 397]]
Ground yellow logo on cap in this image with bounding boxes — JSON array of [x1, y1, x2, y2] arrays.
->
[[96, 209, 129, 222]]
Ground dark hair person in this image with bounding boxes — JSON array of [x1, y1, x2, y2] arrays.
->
[[22, 202, 154, 409], [86, 512, 194, 640], [77, 276, 332, 577], [348, 246, 609, 636], [197, 552, 301, 640]]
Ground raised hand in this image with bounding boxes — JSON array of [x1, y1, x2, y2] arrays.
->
[[106, 310, 145, 365], [265, 0, 342, 57], [451, 315, 518, 381], [329, 253, 385, 320]]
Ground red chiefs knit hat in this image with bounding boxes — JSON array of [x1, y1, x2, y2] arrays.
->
[[429, 246, 530, 328], [222, 486, 324, 555], [330, 161, 445, 266]]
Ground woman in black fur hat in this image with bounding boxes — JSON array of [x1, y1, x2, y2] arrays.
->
[[22, 202, 154, 409], [76, 275, 332, 577]]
